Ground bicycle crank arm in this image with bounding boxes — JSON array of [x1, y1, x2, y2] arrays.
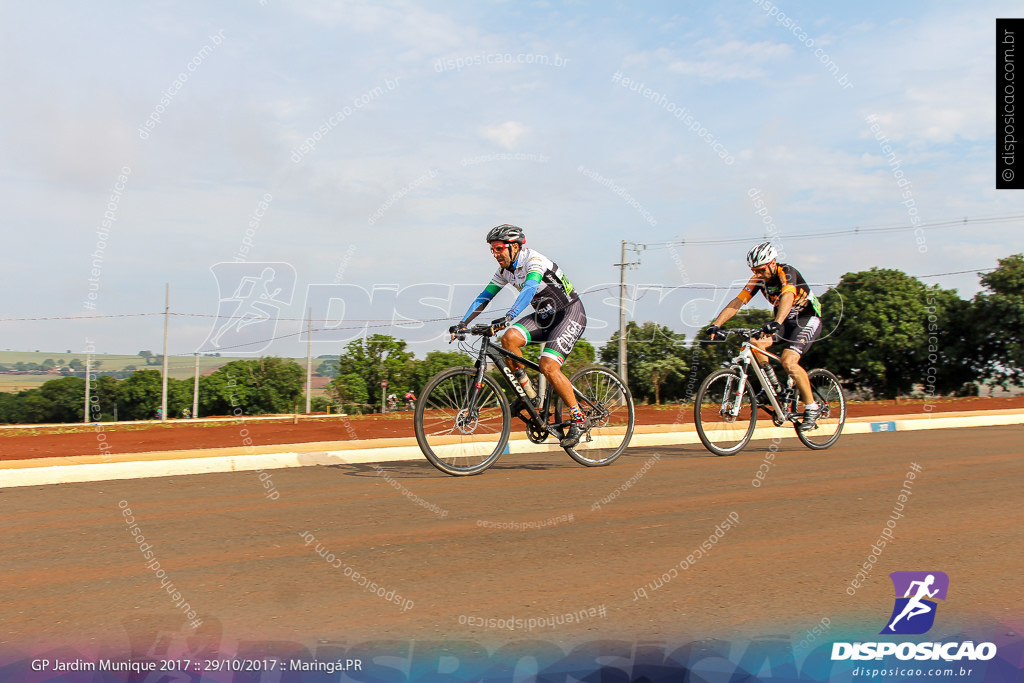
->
[[546, 422, 593, 442]]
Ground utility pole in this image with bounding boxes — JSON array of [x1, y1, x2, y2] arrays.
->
[[83, 348, 91, 424], [161, 283, 169, 421], [192, 353, 200, 419], [614, 241, 644, 387], [305, 307, 313, 414]]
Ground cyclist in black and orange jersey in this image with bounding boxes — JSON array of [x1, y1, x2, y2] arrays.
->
[[706, 242, 824, 430], [449, 224, 590, 448]]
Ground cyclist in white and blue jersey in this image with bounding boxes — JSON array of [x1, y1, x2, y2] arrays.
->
[[450, 225, 589, 447]]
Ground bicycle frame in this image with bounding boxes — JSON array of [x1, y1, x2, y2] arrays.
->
[[728, 341, 793, 423], [463, 331, 588, 434]]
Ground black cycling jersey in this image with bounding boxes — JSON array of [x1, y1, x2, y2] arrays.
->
[[737, 263, 821, 320]]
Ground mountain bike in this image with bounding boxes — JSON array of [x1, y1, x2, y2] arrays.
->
[[694, 328, 846, 456], [414, 324, 635, 475]]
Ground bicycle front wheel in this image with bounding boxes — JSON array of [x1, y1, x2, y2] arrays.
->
[[694, 368, 757, 456], [414, 367, 511, 475], [795, 368, 846, 450], [558, 365, 635, 466]]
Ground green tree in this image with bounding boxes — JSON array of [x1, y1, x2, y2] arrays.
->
[[969, 253, 1024, 389], [116, 369, 163, 420], [0, 392, 22, 423], [419, 350, 473, 380], [394, 350, 474, 402], [600, 322, 689, 403], [37, 376, 86, 422], [924, 288, 977, 396], [802, 268, 965, 398], [335, 335, 414, 406], [199, 357, 305, 416], [635, 357, 688, 405], [91, 375, 120, 421], [167, 377, 195, 417], [327, 373, 370, 413], [18, 390, 55, 423], [316, 358, 340, 378]]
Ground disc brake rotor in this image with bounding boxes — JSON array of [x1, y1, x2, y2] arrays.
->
[[455, 408, 479, 434]]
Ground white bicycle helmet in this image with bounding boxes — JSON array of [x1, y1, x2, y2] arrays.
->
[[746, 241, 778, 268]]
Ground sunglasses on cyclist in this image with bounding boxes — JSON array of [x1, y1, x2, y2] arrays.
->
[[490, 243, 511, 254]]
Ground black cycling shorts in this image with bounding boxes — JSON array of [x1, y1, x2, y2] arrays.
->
[[508, 299, 587, 366], [776, 314, 822, 356]]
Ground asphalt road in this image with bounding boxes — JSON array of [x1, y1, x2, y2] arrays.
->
[[2, 425, 1022, 665]]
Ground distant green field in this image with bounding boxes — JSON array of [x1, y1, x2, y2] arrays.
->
[[0, 351, 310, 392]]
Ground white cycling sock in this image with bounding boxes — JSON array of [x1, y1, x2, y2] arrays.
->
[[805, 402, 819, 411]]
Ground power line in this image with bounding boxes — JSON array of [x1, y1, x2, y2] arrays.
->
[[0, 265, 1000, 326], [639, 214, 1024, 249], [641, 267, 998, 292]]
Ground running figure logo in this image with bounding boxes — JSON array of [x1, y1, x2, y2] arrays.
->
[[198, 262, 296, 354], [881, 571, 949, 635]]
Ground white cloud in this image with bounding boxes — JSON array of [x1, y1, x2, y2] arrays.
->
[[287, 0, 483, 64], [665, 39, 793, 81], [845, 8, 994, 145], [479, 121, 531, 149]]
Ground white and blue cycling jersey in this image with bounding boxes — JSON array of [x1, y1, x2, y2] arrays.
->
[[461, 246, 586, 364], [461, 246, 579, 322]]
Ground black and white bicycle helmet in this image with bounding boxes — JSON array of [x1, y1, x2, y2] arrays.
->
[[485, 224, 526, 245], [746, 241, 778, 268]]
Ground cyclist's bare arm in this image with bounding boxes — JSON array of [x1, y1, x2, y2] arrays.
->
[[712, 297, 745, 327], [772, 291, 796, 325]]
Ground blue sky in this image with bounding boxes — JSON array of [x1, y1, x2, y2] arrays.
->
[[1, 0, 1020, 361]]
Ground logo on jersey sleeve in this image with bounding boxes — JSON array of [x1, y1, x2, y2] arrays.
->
[[554, 267, 574, 295]]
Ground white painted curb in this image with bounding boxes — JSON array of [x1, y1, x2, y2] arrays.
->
[[1, 411, 1021, 488]]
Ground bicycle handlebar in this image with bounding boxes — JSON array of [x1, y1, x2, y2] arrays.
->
[[450, 323, 496, 343], [706, 328, 762, 342]]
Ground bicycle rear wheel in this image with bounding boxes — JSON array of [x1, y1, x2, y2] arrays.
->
[[414, 367, 511, 475], [558, 365, 634, 466], [795, 368, 846, 450], [694, 368, 757, 456]]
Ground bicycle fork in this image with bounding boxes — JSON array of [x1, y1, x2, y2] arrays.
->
[[721, 367, 748, 419]]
